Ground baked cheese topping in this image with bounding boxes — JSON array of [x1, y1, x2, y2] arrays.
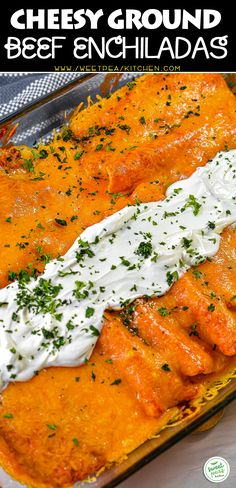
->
[[0, 149, 236, 389]]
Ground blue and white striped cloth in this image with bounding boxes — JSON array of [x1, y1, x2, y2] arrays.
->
[[0, 73, 82, 119]]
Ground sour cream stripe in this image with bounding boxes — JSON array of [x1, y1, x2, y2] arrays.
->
[[1, 149, 236, 390]]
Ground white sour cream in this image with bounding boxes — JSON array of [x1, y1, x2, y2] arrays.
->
[[1, 149, 236, 390]]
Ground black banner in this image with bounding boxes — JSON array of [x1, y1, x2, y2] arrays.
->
[[0, 5, 235, 72]]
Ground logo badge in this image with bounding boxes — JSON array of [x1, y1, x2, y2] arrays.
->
[[203, 456, 230, 483]]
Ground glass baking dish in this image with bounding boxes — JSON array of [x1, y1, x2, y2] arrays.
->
[[0, 72, 236, 488]]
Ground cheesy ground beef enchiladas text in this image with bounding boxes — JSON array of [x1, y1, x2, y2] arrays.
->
[[0, 73, 236, 487]]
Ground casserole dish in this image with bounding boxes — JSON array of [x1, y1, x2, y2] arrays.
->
[[0, 72, 236, 488]]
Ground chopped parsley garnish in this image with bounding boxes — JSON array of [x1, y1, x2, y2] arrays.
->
[[62, 127, 73, 142], [39, 149, 48, 159], [185, 194, 202, 216], [74, 151, 83, 160], [16, 278, 62, 318], [42, 328, 55, 340], [136, 241, 152, 259], [120, 256, 131, 267], [182, 237, 192, 249], [161, 363, 171, 371], [127, 81, 136, 90], [73, 438, 79, 446], [47, 424, 57, 430], [110, 378, 122, 385], [55, 218, 67, 227], [189, 324, 199, 337], [76, 240, 95, 262], [158, 307, 169, 317], [192, 269, 202, 280], [85, 307, 95, 318], [66, 320, 75, 331], [166, 271, 179, 287], [208, 221, 216, 230], [118, 124, 131, 134], [95, 144, 103, 152], [22, 158, 34, 172], [89, 325, 100, 336], [91, 371, 96, 381], [73, 281, 88, 300], [8, 271, 17, 281], [139, 116, 146, 125]]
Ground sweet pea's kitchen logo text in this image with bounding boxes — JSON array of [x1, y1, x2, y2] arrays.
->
[[3, 9, 228, 61], [203, 457, 230, 483]]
